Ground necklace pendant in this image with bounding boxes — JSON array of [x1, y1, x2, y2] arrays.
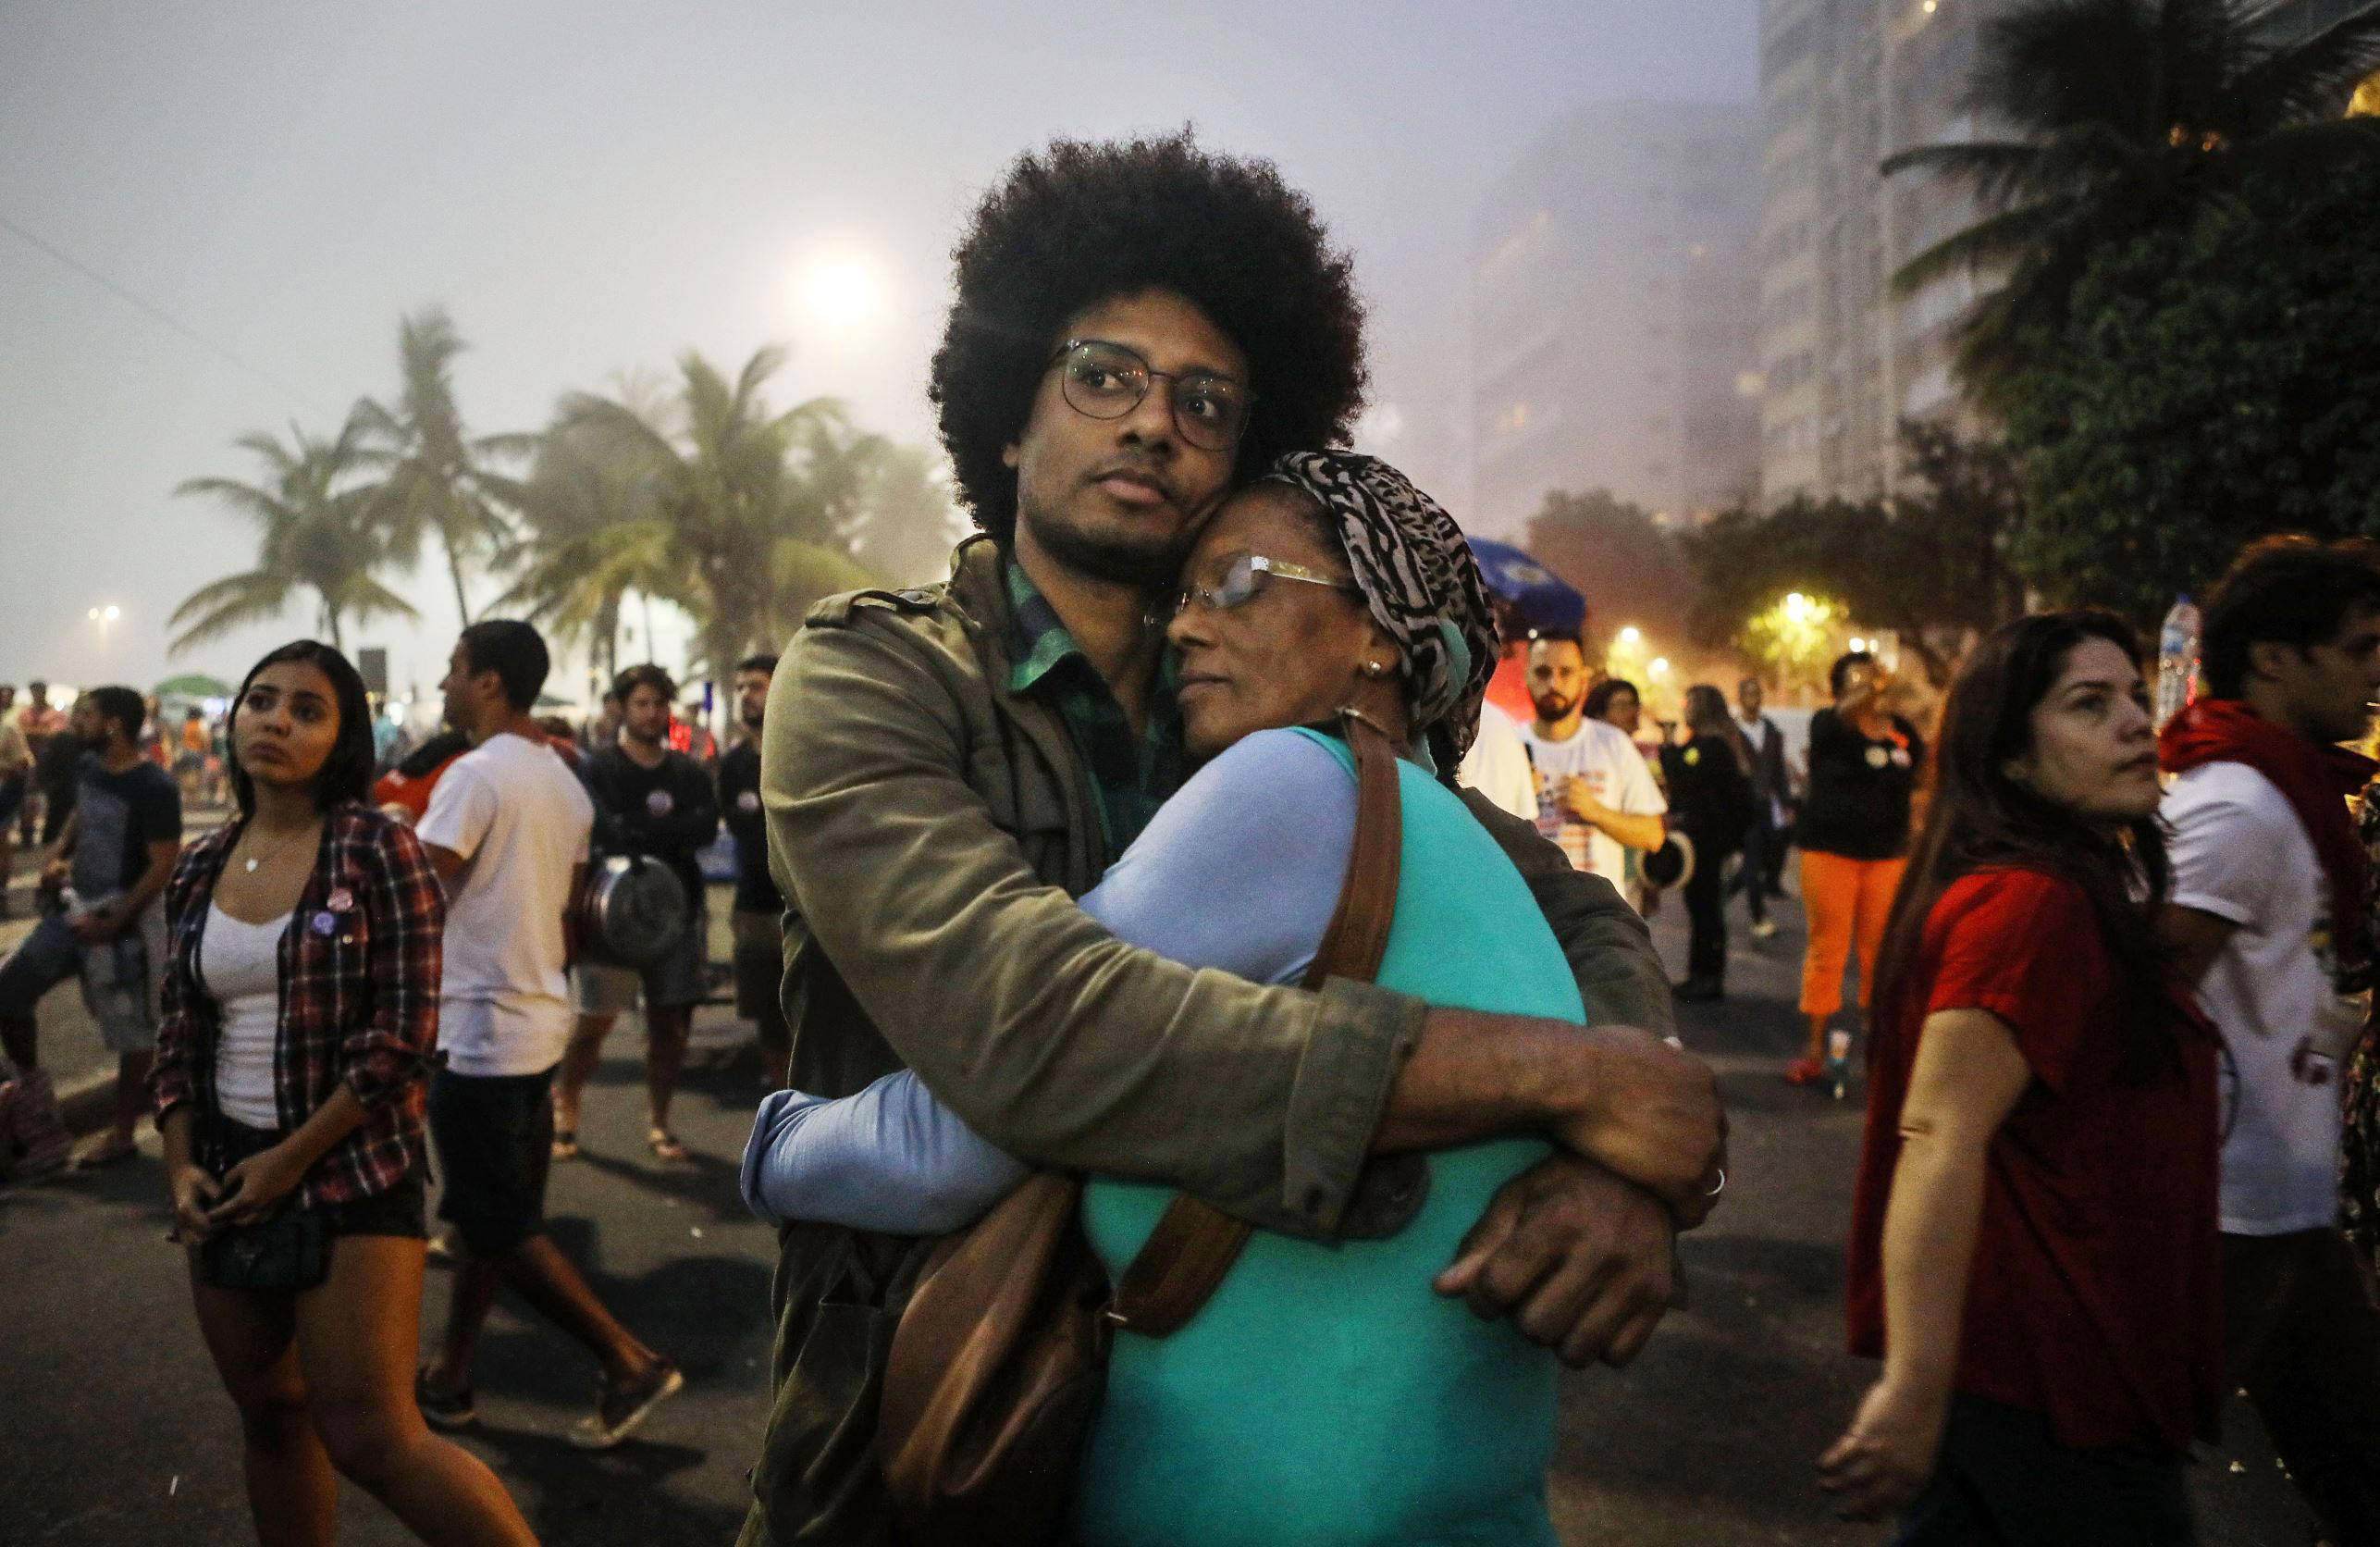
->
[[244, 859, 260, 873]]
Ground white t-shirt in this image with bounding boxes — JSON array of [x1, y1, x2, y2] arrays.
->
[[417, 732, 594, 1077], [2164, 761, 2371, 1235], [1459, 704, 1539, 823], [1520, 717, 1667, 885]]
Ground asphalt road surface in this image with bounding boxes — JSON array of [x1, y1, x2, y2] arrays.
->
[[1, 863, 2313, 1544]]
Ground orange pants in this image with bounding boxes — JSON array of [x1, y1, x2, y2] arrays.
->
[[1798, 850, 1907, 1020]]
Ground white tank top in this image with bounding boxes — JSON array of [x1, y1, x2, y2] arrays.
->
[[203, 905, 290, 1131]]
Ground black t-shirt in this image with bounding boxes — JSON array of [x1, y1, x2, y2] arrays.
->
[[716, 740, 782, 914], [70, 753, 183, 897], [1660, 733, 1757, 852], [586, 745, 720, 910], [1797, 708, 1924, 860]]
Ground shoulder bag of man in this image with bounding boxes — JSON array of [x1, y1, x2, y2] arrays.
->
[[876, 710, 1405, 1545]]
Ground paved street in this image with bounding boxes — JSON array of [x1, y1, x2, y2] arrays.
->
[[1, 863, 2314, 1544]]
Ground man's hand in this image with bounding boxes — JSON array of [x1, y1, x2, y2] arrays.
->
[[1561, 776, 1607, 825], [1555, 1027, 1726, 1227], [1435, 1154, 1678, 1368], [38, 856, 68, 891], [67, 906, 121, 943]]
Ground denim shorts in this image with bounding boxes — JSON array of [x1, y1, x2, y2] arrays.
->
[[203, 1111, 427, 1244], [427, 1062, 557, 1258], [0, 909, 161, 1054]]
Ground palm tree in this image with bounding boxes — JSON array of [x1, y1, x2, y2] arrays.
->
[[1884, 0, 2380, 402], [492, 413, 683, 682], [356, 307, 532, 625], [554, 347, 877, 712], [171, 408, 419, 654]]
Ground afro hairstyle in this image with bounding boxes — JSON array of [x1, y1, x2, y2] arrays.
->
[[930, 130, 1369, 544]]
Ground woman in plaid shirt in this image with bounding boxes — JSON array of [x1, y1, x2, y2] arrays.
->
[[153, 640, 536, 1546]]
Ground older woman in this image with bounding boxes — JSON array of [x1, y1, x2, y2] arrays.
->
[[744, 452, 1667, 1545]]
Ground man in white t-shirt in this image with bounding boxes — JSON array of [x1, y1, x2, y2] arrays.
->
[[2161, 537, 2380, 1541], [413, 620, 682, 1451], [1518, 634, 1666, 893], [1458, 701, 1538, 823]]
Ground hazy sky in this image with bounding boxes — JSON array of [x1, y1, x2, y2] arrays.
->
[[2, 0, 1757, 702]]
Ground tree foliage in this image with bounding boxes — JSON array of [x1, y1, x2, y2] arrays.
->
[[1682, 424, 2028, 685], [1999, 159, 2380, 618], [171, 409, 419, 654], [1522, 488, 1697, 650], [1886, 0, 2380, 406]]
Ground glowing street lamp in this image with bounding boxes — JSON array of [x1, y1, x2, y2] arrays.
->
[[1648, 658, 1671, 677], [88, 603, 122, 675], [797, 257, 884, 332], [1617, 625, 1642, 646], [1783, 592, 1811, 624]]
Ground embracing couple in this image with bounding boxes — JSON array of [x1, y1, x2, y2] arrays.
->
[[734, 134, 1727, 1546]]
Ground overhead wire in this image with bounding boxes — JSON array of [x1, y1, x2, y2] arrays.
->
[[0, 208, 334, 416]]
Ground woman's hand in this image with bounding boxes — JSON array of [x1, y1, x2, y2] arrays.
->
[[206, 1144, 309, 1229], [1817, 1376, 1950, 1522], [167, 1162, 223, 1244]]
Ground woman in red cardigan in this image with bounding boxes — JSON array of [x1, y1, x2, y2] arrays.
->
[[1819, 612, 2220, 1543]]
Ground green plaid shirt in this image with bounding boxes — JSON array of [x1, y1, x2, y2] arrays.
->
[[1005, 559, 1186, 860]]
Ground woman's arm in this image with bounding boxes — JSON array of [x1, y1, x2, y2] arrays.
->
[[339, 818, 444, 1108], [740, 1074, 1030, 1233], [742, 729, 1354, 1234], [207, 1084, 370, 1227], [1819, 1007, 2031, 1520]]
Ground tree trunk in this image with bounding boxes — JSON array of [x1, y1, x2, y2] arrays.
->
[[444, 531, 474, 628]]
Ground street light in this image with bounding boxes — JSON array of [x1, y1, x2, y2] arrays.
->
[[1783, 592, 1811, 624], [88, 604, 121, 676], [1648, 658, 1671, 677], [1617, 625, 1642, 646]]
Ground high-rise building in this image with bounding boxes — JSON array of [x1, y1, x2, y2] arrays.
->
[[1469, 101, 1763, 534], [1758, 0, 2377, 509]]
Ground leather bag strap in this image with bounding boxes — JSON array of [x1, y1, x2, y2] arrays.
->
[[1105, 712, 1405, 1337]]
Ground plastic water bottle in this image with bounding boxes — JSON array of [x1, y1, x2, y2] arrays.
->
[[1827, 1027, 1853, 1102], [2156, 595, 2201, 729]]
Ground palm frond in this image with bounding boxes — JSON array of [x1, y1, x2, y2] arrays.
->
[[2231, 2, 2380, 130], [1890, 199, 2075, 295]]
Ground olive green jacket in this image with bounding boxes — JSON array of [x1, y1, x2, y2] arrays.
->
[[739, 536, 1672, 1544]]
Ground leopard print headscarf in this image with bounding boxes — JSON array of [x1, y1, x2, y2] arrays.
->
[[1257, 451, 1499, 760]]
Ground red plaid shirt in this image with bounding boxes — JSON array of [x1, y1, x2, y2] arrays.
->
[[152, 803, 444, 1209]]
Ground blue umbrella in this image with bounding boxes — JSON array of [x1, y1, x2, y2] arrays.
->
[[1467, 537, 1586, 635]]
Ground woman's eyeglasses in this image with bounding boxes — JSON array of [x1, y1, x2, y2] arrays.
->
[[1171, 553, 1363, 619], [1047, 339, 1253, 452]]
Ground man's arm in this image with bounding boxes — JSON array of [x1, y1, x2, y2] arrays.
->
[[1565, 781, 1666, 853], [2160, 904, 2237, 988], [1458, 789, 1673, 1036], [767, 614, 1721, 1235], [76, 835, 179, 942]]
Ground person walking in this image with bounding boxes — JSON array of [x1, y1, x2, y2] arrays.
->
[[1733, 676, 1792, 936], [551, 663, 718, 1163], [0, 686, 182, 1167], [154, 639, 537, 1547], [1820, 612, 2218, 1542], [2161, 537, 2380, 1544], [1791, 650, 1925, 1087], [412, 621, 681, 1450], [1663, 687, 1757, 1002], [714, 653, 790, 1092]]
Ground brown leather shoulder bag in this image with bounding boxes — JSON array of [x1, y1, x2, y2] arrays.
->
[[878, 713, 1405, 1543]]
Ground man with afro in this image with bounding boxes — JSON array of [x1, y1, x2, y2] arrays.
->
[[743, 132, 1712, 1542]]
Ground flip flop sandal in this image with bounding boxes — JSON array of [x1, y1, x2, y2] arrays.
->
[[549, 1130, 580, 1160], [646, 1130, 690, 1164]]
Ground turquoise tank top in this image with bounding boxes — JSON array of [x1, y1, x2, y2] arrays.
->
[[1073, 728, 1582, 1546]]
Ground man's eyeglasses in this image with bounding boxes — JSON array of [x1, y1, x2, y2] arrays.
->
[[1046, 339, 1253, 452], [1172, 553, 1363, 619]]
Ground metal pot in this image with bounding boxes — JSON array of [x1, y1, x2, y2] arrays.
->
[[577, 854, 688, 968]]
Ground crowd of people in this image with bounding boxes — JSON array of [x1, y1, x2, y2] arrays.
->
[[2, 130, 2376, 1547]]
